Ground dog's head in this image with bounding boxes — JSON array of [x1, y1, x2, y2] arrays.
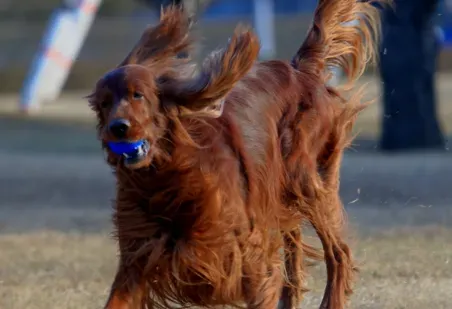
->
[[88, 6, 260, 170]]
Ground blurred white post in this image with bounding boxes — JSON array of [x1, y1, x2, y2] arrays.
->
[[19, 0, 102, 113], [253, 0, 275, 60]]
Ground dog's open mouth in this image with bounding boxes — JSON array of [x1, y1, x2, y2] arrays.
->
[[107, 140, 150, 166]]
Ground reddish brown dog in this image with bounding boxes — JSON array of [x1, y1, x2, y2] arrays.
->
[[88, 0, 385, 308]]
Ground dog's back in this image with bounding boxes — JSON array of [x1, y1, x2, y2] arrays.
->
[[222, 0, 385, 193]]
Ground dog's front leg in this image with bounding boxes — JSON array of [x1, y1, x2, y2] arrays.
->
[[243, 264, 283, 309], [104, 290, 133, 309], [104, 283, 145, 309], [242, 247, 284, 309], [104, 266, 146, 309]]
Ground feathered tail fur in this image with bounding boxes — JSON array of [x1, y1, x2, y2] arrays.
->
[[293, 0, 388, 87]]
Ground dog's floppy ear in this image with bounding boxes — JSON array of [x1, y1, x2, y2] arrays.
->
[[160, 26, 260, 118], [118, 5, 192, 68]]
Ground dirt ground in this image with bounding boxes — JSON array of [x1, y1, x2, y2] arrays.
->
[[1, 226, 451, 309]]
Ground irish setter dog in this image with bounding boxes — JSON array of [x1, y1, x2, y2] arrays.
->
[[88, 0, 385, 308]]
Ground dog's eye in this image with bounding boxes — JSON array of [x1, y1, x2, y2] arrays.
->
[[133, 92, 144, 100]]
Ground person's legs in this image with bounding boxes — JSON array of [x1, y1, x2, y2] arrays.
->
[[379, 0, 444, 151], [419, 13, 445, 146]]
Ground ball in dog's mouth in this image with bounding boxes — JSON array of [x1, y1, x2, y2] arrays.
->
[[107, 140, 150, 166]]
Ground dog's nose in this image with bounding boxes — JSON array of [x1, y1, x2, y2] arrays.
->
[[109, 119, 130, 139]]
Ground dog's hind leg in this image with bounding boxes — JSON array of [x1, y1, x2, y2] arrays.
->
[[280, 229, 305, 309], [280, 227, 324, 309], [312, 211, 356, 309]]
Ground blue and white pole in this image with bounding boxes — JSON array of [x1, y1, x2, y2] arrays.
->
[[19, 0, 101, 113], [253, 0, 276, 60]]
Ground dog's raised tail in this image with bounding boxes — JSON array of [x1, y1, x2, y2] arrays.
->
[[292, 0, 388, 86]]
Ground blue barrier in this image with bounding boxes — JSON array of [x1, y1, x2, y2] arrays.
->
[[204, 0, 312, 18], [201, 0, 452, 46], [444, 27, 452, 46]]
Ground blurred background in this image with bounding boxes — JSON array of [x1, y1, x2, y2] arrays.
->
[[0, 1, 451, 309], [0, 0, 450, 92]]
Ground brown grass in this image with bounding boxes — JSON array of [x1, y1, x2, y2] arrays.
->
[[0, 226, 450, 309]]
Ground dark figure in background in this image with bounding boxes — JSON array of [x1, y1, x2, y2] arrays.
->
[[379, 0, 445, 151]]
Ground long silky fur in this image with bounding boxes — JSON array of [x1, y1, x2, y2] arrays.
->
[[94, 2, 389, 309]]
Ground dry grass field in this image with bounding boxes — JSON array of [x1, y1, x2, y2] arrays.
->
[[1, 226, 451, 309], [0, 73, 451, 309]]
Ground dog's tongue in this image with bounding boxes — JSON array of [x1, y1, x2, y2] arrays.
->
[[107, 140, 145, 156]]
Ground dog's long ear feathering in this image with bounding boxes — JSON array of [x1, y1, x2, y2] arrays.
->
[[293, 0, 390, 88], [118, 5, 192, 68], [160, 26, 260, 117]]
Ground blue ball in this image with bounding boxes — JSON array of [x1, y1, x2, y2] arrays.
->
[[107, 140, 144, 155]]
